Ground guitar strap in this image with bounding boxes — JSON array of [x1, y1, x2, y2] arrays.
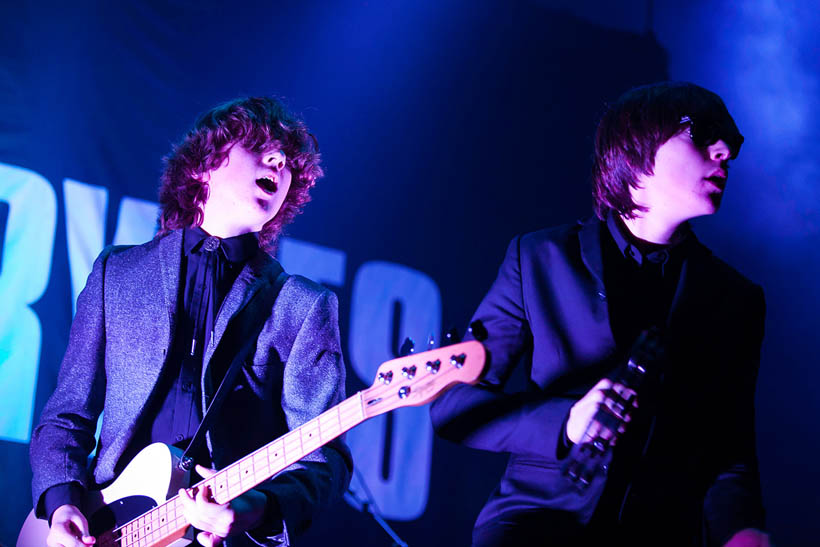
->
[[179, 264, 289, 471]]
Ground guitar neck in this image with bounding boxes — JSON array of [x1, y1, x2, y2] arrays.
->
[[106, 340, 485, 547], [111, 393, 366, 547], [199, 392, 365, 503]]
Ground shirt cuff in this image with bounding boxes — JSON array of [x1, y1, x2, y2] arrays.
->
[[557, 409, 574, 459], [43, 482, 85, 525], [246, 490, 288, 546]]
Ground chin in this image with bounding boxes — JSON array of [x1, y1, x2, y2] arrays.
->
[[707, 194, 723, 212]]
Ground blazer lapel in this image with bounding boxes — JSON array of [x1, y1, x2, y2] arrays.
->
[[576, 217, 618, 366], [666, 241, 721, 334], [111, 231, 182, 462], [158, 229, 183, 339], [578, 217, 606, 295], [663, 240, 729, 382]]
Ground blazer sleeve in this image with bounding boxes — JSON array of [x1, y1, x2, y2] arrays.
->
[[29, 247, 112, 518], [702, 285, 767, 545], [431, 236, 576, 463], [249, 288, 352, 546]]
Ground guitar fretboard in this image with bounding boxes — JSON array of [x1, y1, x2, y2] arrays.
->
[[110, 393, 365, 547]]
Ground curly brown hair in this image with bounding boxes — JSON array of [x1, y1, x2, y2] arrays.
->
[[158, 97, 323, 251]]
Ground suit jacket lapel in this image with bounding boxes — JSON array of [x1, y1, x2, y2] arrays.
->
[[577, 217, 618, 364], [665, 240, 722, 335], [663, 240, 732, 388], [579, 217, 606, 293], [112, 231, 182, 462], [158, 229, 183, 339]]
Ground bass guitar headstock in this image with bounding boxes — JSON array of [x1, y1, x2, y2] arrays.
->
[[360, 340, 486, 418]]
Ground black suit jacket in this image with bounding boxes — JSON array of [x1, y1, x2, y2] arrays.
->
[[431, 217, 765, 546]]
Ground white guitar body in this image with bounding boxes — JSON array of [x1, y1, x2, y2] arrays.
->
[[18, 443, 193, 547]]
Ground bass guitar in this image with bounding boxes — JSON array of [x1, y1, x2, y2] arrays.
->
[[18, 340, 486, 547]]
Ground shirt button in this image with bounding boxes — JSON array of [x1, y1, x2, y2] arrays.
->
[[182, 382, 193, 392], [597, 291, 607, 301], [175, 434, 184, 442]]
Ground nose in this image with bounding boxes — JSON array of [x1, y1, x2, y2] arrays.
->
[[708, 140, 731, 162], [264, 150, 287, 171]]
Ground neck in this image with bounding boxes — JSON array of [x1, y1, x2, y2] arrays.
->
[[619, 213, 683, 244], [199, 218, 259, 239]]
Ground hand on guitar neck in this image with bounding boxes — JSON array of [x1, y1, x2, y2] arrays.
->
[[177, 464, 269, 547]]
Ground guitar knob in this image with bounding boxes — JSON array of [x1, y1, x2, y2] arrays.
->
[[399, 337, 415, 357], [468, 320, 488, 342], [398, 386, 411, 399], [426, 359, 441, 373], [401, 365, 417, 379], [377, 371, 393, 385], [450, 353, 467, 368], [443, 327, 461, 345]]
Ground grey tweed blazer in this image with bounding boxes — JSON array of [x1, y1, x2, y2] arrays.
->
[[30, 229, 350, 545]]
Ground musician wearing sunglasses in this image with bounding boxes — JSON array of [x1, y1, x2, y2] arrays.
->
[[431, 82, 770, 546]]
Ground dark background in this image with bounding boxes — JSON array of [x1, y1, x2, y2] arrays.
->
[[1, 1, 818, 545]]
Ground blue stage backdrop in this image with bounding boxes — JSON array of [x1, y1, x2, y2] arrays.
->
[[1, 1, 818, 545]]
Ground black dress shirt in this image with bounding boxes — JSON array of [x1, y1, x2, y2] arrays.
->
[[142, 227, 257, 458], [602, 212, 691, 353], [591, 213, 693, 528]]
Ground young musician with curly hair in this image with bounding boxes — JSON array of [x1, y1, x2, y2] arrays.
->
[[30, 97, 350, 547]]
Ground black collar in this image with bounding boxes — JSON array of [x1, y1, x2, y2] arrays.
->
[[183, 226, 259, 263], [606, 212, 691, 267]]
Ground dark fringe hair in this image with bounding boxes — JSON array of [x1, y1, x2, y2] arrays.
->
[[591, 81, 742, 220], [158, 97, 323, 251]]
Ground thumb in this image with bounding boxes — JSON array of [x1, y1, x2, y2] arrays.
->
[[195, 464, 218, 478], [197, 530, 224, 547], [71, 513, 95, 545]]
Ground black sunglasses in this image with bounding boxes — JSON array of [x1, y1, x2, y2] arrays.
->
[[680, 115, 744, 158]]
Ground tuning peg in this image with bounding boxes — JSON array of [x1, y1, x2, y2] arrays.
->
[[450, 353, 467, 368], [399, 337, 415, 357], [443, 327, 461, 346], [426, 334, 435, 351], [468, 320, 488, 342]]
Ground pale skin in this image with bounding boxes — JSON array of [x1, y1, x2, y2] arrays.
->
[[46, 143, 292, 547], [566, 131, 770, 547]]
